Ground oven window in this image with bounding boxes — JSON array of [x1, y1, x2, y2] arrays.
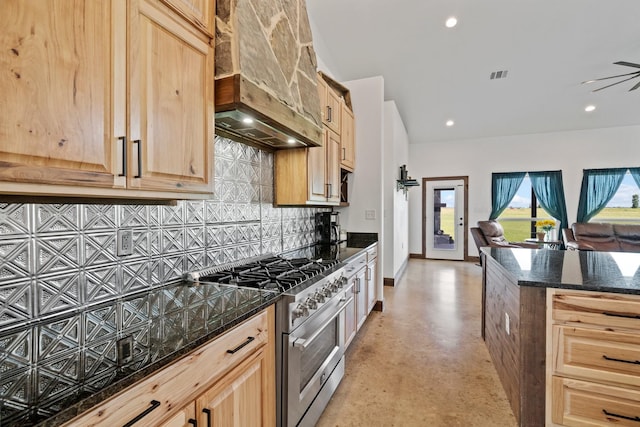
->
[[299, 319, 337, 392]]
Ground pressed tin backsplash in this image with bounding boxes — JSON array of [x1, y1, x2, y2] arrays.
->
[[0, 136, 323, 424]]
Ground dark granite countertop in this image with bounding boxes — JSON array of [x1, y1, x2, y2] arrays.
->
[[9, 281, 279, 427], [483, 247, 640, 295]]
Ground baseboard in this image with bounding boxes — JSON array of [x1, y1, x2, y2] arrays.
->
[[467, 255, 480, 264], [384, 255, 410, 287], [409, 253, 423, 259], [373, 300, 383, 312]]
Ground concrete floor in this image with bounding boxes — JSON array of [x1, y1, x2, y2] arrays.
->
[[316, 259, 518, 427]]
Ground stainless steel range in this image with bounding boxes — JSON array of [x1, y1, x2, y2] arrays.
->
[[186, 253, 352, 427]]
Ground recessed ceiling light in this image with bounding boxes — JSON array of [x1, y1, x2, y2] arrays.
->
[[242, 117, 254, 124], [287, 138, 296, 144], [445, 17, 458, 28], [585, 105, 596, 112], [446, 120, 455, 127]]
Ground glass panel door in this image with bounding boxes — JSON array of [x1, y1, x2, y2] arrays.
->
[[425, 179, 466, 260]]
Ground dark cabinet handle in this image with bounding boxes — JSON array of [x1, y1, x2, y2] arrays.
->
[[134, 140, 142, 178], [602, 409, 640, 422], [342, 147, 346, 160], [603, 354, 640, 365], [226, 336, 255, 354], [118, 136, 127, 177], [188, 419, 197, 426], [603, 311, 640, 320], [327, 106, 332, 122], [203, 408, 211, 427], [122, 400, 160, 427]]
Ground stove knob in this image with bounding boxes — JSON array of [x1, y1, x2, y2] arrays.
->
[[314, 292, 326, 304], [306, 297, 318, 310], [292, 304, 309, 320], [337, 277, 346, 289], [323, 287, 333, 298]]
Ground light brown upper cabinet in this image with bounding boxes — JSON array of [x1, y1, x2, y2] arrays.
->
[[0, 0, 214, 199], [340, 106, 355, 171], [319, 78, 342, 135], [274, 128, 340, 206], [274, 72, 353, 206]]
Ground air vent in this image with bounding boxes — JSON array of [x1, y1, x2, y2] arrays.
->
[[490, 70, 509, 80]]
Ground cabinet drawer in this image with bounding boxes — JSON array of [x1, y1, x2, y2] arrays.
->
[[553, 326, 640, 388], [65, 309, 269, 426], [552, 376, 640, 426], [552, 291, 640, 331]]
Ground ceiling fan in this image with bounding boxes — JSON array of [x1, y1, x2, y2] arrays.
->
[[582, 61, 640, 92]]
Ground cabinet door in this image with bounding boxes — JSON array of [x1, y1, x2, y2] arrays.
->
[[326, 129, 341, 203], [317, 76, 328, 124], [197, 348, 274, 427], [340, 107, 355, 171], [325, 89, 342, 135], [344, 283, 357, 349], [160, 403, 196, 427], [128, 0, 213, 194], [367, 259, 377, 313], [355, 268, 368, 330], [0, 0, 123, 190], [308, 136, 327, 203]]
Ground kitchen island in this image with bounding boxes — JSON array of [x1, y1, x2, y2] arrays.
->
[[482, 247, 640, 427]]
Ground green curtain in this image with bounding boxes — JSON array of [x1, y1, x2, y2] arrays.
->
[[576, 168, 627, 223], [529, 171, 569, 236], [489, 172, 526, 219]]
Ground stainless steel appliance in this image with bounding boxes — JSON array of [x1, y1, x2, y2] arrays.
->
[[186, 253, 350, 427], [316, 212, 341, 244]]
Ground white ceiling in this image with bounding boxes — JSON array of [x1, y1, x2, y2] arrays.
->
[[306, 0, 640, 144]]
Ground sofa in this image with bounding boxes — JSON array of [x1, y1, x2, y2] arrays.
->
[[563, 223, 640, 252]]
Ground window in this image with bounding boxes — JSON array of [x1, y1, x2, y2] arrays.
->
[[591, 171, 640, 224], [497, 175, 554, 242]]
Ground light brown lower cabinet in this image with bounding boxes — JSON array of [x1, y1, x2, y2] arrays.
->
[[64, 306, 275, 427], [547, 289, 640, 426]]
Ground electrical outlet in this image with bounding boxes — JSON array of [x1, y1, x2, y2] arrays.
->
[[117, 335, 134, 366], [117, 229, 133, 256], [505, 312, 510, 335], [365, 210, 376, 220]]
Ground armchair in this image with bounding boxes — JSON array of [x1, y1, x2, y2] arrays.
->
[[473, 220, 540, 249]]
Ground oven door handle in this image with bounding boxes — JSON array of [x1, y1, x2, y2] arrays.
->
[[293, 296, 353, 350]]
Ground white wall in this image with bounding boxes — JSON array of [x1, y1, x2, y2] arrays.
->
[[339, 77, 385, 235], [337, 76, 385, 300], [384, 101, 410, 280], [407, 125, 640, 257]]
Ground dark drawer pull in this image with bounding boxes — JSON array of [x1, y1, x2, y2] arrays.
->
[[603, 409, 640, 422], [203, 408, 211, 427], [603, 311, 640, 320], [226, 336, 255, 354], [118, 136, 127, 177], [133, 140, 142, 178], [603, 354, 640, 365], [188, 419, 197, 426], [122, 400, 160, 427]]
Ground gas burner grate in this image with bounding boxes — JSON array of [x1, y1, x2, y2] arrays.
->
[[185, 253, 340, 292]]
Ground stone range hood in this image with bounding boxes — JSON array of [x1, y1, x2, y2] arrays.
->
[[215, 0, 323, 150]]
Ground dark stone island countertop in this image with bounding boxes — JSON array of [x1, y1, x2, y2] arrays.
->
[[483, 247, 640, 295], [9, 282, 280, 427]]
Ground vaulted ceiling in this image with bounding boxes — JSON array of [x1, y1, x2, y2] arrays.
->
[[306, 0, 640, 144]]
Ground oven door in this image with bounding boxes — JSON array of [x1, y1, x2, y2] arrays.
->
[[287, 293, 351, 426]]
